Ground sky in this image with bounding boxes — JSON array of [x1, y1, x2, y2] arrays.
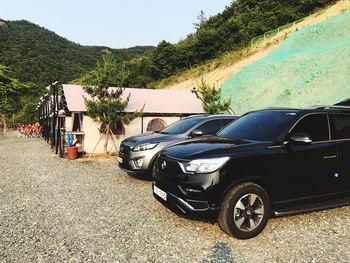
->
[[0, 0, 232, 49]]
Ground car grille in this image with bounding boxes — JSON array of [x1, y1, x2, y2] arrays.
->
[[156, 155, 183, 176], [119, 143, 131, 156]]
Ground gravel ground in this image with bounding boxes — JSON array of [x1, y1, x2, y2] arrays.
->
[[1, 133, 350, 263]]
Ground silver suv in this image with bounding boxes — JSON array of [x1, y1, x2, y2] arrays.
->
[[118, 115, 237, 176]]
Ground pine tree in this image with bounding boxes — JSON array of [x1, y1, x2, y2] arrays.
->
[[195, 78, 232, 114], [83, 52, 142, 155]]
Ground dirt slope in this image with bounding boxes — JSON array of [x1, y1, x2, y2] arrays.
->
[[221, 8, 350, 114], [163, 0, 350, 91]]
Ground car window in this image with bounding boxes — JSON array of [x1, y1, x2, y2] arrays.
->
[[160, 117, 205, 134], [289, 114, 329, 142], [222, 119, 235, 128], [218, 111, 298, 141], [330, 114, 350, 140], [195, 119, 222, 135]]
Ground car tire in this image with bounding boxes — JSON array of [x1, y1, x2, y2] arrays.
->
[[218, 182, 271, 239]]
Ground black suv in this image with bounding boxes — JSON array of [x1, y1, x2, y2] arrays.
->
[[153, 106, 350, 239]]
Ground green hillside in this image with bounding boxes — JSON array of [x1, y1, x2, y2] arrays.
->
[[0, 19, 153, 86], [0, 0, 337, 89], [221, 10, 350, 114], [117, 0, 337, 88]]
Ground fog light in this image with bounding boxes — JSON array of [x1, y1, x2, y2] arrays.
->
[[133, 158, 144, 168]]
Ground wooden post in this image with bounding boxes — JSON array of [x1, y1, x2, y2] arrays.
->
[[60, 127, 65, 158], [103, 123, 110, 154], [141, 114, 144, 133], [88, 122, 120, 159], [88, 131, 104, 160], [109, 126, 119, 155]]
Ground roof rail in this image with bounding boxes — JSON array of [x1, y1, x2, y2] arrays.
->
[[325, 105, 350, 110], [308, 105, 350, 110]]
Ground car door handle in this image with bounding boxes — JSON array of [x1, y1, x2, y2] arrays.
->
[[322, 155, 337, 159]]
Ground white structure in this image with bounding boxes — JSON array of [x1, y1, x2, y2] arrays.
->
[[60, 84, 205, 154]]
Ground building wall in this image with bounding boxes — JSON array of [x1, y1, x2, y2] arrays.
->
[[65, 116, 72, 131], [65, 114, 181, 154]]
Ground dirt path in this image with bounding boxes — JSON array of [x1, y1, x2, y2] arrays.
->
[[1, 134, 349, 262]]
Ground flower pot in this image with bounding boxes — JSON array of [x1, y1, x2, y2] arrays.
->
[[67, 146, 78, 160]]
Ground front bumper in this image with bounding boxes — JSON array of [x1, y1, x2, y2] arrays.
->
[[118, 163, 143, 176], [152, 155, 222, 217], [152, 182, 219, 217], [118, 143, 159, 175]]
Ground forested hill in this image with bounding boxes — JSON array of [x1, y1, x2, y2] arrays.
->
[[109, 0, 338, 88], [0, 19, 153, 87], [0, 0, 338, 89]]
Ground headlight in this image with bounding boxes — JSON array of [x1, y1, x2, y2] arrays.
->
[[132, 143, 158, 152], [179, 157, 230, 174]]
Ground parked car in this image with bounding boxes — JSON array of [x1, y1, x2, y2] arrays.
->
[[153, 106, 350, 239], [118, 115, 238, 176]]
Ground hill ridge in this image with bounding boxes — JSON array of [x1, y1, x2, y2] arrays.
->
[[0, 19, 153, 86]]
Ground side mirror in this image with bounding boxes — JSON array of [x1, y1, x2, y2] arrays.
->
[[191, 130, 204, 137], [286, 133, 312, 145]]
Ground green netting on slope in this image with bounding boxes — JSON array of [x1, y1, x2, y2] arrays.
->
[[221, 11, 350, 115]]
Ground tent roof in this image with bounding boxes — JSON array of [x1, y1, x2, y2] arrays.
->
[[62, 84, 204, 115]]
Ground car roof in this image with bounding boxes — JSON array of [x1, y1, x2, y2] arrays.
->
[[246, 108, 302, 115], [247, 105, 350, 115]]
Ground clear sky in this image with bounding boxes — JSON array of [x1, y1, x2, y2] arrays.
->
[[0, 0, 232, 49]]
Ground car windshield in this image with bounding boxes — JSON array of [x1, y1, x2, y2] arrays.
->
[[217, 111, 298, 141], [161, 117, 205, 135]]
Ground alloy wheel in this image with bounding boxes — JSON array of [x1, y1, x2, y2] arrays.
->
[[233, 193, 264, 232]]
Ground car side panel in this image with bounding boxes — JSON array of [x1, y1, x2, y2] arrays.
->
[[281, 142, 338, 198], [335, 141, 350, 192], [218, 147, 283, 203]]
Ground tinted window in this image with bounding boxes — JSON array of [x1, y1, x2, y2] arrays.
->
[[161, 117, 205, 134], [222, 119, 235, 128], [290, 114, 329, 142], [195, 119, 222, 135], [218, 111, 298, 141], [330, 114, 350, 140]]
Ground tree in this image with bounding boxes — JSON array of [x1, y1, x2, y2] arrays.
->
[[193, 10, 208, 29], [0, 65, 36, 132], [83, 53, 142, 155], [194, 78, 232, 114]]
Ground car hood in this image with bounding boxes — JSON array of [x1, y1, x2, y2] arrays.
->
[[161, 136, 271, 160], [122, 131, 183, 146]]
